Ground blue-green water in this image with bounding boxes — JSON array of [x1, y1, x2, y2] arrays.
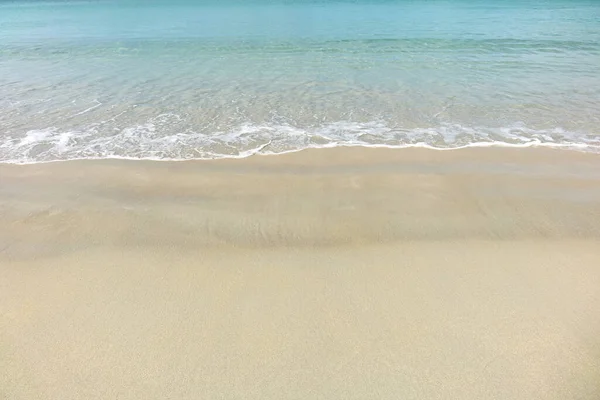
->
[[1, 0, 599, 162]]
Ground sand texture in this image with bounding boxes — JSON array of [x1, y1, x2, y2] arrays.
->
[[1, 147, 600, 399]]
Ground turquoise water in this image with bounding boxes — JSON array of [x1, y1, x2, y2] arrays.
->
[[1, 0, 599, 162]]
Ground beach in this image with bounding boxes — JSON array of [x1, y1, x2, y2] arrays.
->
[[2, 0, 600, 397], [1, 147, 600, 399]]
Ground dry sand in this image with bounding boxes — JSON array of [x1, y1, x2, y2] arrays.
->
[[1, 147, 600, 399]]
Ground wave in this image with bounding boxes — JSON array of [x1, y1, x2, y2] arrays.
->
[[1, 115, 598, 164]]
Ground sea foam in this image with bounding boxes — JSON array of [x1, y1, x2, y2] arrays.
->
[[1, 115, 598, 164]]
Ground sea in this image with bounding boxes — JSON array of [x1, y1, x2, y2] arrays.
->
[[1, 0, 599, 163]]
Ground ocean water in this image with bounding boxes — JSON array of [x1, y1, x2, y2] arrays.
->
[[1, 0, 599, 163]]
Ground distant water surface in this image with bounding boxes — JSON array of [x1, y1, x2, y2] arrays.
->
[[1, 0, 599, 162]]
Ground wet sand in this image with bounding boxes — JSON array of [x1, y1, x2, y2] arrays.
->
[[1, 147, 600, 399]]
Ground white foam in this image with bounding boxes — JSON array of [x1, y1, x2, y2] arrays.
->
[[68, 99, 102, 119], [1, 118, 599, 164]]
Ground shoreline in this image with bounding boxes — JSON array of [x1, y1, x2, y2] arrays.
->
[[2, 146, 600, 256], [1, 141, 599, 166]]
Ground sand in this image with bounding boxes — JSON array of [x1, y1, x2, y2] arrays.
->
[[1, 147, 600, 399]]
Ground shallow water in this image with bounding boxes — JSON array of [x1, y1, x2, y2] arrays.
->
[[1, 0, 599, 162]]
